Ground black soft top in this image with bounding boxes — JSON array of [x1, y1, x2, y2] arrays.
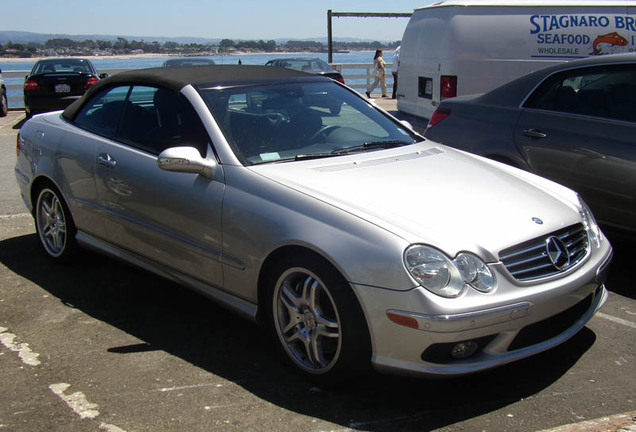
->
[[63, 65, 320, 120]]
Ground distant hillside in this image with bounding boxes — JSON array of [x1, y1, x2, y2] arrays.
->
[[0, 31, 388, 45], [0, 31, 221, 45]]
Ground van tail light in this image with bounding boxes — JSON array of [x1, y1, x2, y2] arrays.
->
[[427, 107, 451, 129], [24, 79, 40, 91], [440, 75, 457, 100], [336, 76, 345, 84], [85, 77, 99, 89]]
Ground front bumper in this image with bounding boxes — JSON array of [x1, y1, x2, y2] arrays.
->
[[354, 244, 612, 376]]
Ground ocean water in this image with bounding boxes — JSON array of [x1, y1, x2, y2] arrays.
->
[[2, 51, 397, 106], [1, 50, 395, 71]]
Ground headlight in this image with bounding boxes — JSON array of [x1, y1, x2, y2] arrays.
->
[[405, 245, 495, 298], [578, 196, 602, 248], [454, 253, 495, 293]]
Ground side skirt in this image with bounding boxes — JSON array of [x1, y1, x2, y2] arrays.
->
[[75, 231, 259, 322]]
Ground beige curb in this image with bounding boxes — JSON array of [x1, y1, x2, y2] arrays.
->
[[538, 411, 636, 432]]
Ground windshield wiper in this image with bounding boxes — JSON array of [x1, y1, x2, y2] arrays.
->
[[331, 140, 412, 155], [254, 140, 414, 164], [293, 153, 342, 161], [295, 141, 411, 160]]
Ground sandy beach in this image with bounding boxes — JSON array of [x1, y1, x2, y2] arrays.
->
[[0, 51, 346, 62], [1, 53, 167, 62]]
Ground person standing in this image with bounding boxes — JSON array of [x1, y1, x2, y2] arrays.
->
[[366, 49, 387, 98], [391, 46, 400, 99]]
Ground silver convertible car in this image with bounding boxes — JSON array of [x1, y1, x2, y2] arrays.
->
[[15, 65, 612, 381]]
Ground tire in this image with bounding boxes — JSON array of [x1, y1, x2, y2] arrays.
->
[[0, 89, 8, 117], [267, 252, 371, 382], [34, 186, 78, 262]]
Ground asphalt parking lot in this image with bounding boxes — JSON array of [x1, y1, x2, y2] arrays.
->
[[1, 109, 634, 432]]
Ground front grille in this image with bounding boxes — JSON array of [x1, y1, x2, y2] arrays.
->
[[499, 224, 589, 281]]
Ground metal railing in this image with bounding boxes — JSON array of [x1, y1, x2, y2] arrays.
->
[[3, 64, 393, 109], [332, 63, 395, 93], [3, 70, 28, 107]]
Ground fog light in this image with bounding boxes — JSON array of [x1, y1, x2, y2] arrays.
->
[[422, 335, 495, 364], [451, 341, 479, 359]]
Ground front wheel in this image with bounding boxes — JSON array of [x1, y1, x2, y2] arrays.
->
[[0, 89, 8, 117], [34, 186, 78, 261], [268, 253, 371, 381]]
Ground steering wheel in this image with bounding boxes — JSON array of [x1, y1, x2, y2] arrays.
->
[[266, 112, 286, 127], [307, 125, 341, 145]]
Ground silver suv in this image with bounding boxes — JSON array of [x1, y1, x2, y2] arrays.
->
[[0, 68, 8, 117]]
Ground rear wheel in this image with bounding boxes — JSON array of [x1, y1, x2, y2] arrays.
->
[[267, 253, 371, 382], [34, 186, 78, 261]]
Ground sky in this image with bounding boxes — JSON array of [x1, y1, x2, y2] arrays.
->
[[2, 0, 434, 42]]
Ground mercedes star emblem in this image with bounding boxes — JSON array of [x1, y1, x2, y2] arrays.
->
[[546, 236, 570, 271]]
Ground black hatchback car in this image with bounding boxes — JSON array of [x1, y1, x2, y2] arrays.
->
[[425, 53, 636, 234], [23, 58, 104, 116]]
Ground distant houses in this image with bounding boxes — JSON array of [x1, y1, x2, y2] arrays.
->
[[1, 37, 399, 58]]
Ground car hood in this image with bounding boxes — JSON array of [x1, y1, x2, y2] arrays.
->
[[249, 142, 581, 260]]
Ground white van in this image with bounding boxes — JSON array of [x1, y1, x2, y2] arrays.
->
[[397, 0, 636, 120]]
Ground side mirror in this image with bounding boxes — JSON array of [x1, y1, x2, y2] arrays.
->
[[157, 146, 217, 177], [99, 73, 109, 79], [400, 120, 413, 130]]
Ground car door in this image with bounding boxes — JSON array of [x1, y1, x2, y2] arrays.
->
[[75, 84, 226, 288], [514, 64, 636, 230]]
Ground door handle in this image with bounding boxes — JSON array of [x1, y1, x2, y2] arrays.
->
[[97, 153, 117, 168], [522, 129, 547, 139]]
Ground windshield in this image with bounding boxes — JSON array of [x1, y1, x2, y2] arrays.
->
[[199, 81, 418, 165], [276, 58, 334, 73], [32, 59, 93, 75]]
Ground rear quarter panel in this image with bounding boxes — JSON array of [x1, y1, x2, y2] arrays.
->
[[18, 113, 100, 232]]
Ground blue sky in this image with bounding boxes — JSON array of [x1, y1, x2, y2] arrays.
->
[[3, 0, 433, 41]]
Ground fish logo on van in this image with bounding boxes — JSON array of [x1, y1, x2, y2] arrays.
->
[[591, 32, 628, 54]]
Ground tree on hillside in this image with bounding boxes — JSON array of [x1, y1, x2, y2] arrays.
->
[[45, 38, 77, 49], [113, 37, 129, 50], [219, 39, 235, 49]]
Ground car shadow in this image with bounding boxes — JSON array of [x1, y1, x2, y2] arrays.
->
[[603, 228, 636, 300], [0, 233, 598, 431], [12, 114, 29, 129]]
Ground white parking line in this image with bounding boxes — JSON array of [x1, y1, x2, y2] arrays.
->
[[0, 327, 41, 366], [100, 423, 128, 432], [596, 312, 636, 329], [0, 327, 128, 431], [0, 213, 31, 219], [49, 383, 100, 419], [0, 115, 22, 133], [49, 383, 129, 431], [159, 382, 221, 392]]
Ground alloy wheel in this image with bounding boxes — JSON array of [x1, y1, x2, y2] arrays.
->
[[36, 188, 68, 258], [273, 267, 342, 374]]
